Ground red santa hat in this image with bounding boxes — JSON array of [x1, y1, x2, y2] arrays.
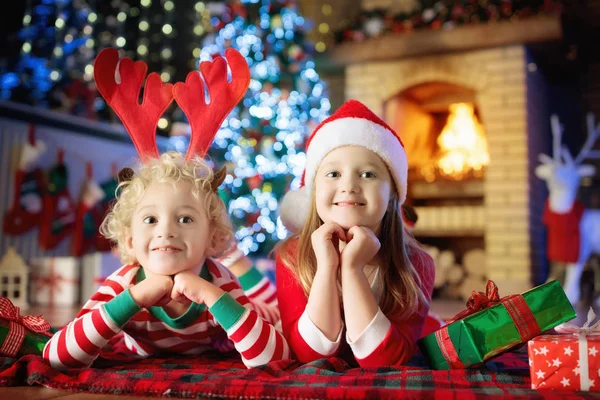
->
[[279, 99, 408, 232]]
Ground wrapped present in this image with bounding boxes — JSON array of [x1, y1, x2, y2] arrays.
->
[[529, 308, 600, 391], [30, 256, 80, 306], [81, 251, 122, 303], [0, 297, 52, 357], [418, 280, 576, 370]]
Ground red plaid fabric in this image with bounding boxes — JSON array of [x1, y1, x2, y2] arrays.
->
[[0, 348, 589, 399]]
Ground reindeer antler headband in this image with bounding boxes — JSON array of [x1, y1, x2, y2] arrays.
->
[[93, 47, 251, 163]]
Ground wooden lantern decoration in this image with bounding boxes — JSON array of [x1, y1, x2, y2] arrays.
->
[[0, 247, 29, 308]]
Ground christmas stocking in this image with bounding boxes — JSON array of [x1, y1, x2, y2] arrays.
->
[[94, 175, 119, 252], [72, 164, 105, 257], [39, 151, 76, 251], [3, 134, 46, 235]]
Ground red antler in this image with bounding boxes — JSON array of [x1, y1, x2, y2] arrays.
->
[[173, 48, 250, 160], [93, 48, 174, 162]]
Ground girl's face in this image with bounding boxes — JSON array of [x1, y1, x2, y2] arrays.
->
[[314, 146, 392, 235], [125, 180, 212, 276]]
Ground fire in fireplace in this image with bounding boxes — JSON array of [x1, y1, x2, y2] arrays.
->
[[437, 103, 489, 180]]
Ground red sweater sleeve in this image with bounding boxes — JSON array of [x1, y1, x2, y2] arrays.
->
[[353, 247, 435, 367], [275, 247, 341, 363]]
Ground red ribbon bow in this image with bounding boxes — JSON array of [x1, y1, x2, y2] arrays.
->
[[449, 280, 500, 323], [0, 297, 51, 357]]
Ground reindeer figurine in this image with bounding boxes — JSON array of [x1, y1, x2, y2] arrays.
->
[[536, 113, 600, 305]]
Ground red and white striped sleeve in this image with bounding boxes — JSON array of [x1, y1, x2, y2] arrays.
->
[[212, 259, 281, 327], [42, 264, 140, 369], [207, 260, 291, 367]]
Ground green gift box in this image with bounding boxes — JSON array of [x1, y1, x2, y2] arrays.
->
[[418, 280, 576, 370], [0, 319, 52, 357], [0, 297, 54, 358]]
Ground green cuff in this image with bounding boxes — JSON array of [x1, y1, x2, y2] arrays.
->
[[238, 266, 264, 291], [209, 292, 247, 330], [103, 289, 142, 327]]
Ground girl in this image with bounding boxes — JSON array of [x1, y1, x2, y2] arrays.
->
[[276, 100, 435, 367], [43, 48, 289, 369]]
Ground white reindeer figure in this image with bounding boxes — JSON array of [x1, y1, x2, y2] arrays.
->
[[536, 113, 600, 305]]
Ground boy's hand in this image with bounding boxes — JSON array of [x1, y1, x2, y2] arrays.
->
[[129, 275, 174, 308], [172, 271, 225, 308], [341, 226, 380, 271]]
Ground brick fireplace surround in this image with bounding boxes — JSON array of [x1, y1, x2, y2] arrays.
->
[[321, 15, 562, 293]]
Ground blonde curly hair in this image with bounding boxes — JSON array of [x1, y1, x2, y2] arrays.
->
[[100, 151, 233, 265]]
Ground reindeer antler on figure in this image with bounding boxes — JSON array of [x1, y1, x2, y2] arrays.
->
[[94, 48, 174, 161], [173, 48, 251, 160], [536, 113, 600, 305]]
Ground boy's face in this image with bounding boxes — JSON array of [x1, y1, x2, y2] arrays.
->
[[314, 145, 392, 235], [125, 180, 212, 276]]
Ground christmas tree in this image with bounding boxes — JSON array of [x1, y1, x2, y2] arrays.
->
[[198, 0, 331, 256], [1, 0, 94, 112]]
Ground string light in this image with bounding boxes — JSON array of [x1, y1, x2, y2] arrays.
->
[[157, 0, 176, 132], [158, 118, 169, 129], [189, 2, 210, 73], [138, 0, 150, 59]]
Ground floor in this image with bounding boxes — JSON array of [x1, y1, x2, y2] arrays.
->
[[1, 298, 593, 399]]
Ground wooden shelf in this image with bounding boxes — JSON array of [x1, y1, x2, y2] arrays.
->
[[0, 100, 169, 149], [315, 15, 562, 72], [413, 229, 485, 238], [409, 179, 484, 200]]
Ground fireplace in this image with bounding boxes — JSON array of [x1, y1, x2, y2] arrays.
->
[[383, 82, 490, 298], [335, 41, 554, 296]]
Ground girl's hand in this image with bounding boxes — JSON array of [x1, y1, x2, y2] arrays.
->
[[171, 271, 225, 308], [341, 226, 380, 271], [129, 275, 174, 308], [311, 221, 347, 274]]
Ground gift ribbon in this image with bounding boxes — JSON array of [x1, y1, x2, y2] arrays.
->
[[0, 297, 51, 357], [555, 307, 600, 391], [31, 258, 79, 306], [436, 280, 541, 368]]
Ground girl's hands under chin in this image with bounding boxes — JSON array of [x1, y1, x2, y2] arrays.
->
[[341, 226, 381, 271], [311, 221, 347, 274]]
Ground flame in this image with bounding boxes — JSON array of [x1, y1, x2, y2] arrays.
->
[[436, 103, 489, 178]]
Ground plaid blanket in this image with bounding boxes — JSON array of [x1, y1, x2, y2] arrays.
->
[[0, 348, 594, 399]]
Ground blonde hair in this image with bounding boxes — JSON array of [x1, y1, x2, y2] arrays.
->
[[278, 184, 429, 321], [100, 151, 233, 264]]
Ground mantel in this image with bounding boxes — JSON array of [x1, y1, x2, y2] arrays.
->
[[315, 14, 562, 72]]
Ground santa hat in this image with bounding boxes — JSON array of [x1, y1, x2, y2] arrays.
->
[[279, 99, 408, 232]]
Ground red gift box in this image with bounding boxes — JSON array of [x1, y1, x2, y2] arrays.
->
[[528, 308, 600, 391]]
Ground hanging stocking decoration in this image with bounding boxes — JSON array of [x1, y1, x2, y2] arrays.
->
[[3, 124, 47, 235], [94, 163, 119, 252], [39, 150, 76, 251], [72, 163, 105, 256]]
